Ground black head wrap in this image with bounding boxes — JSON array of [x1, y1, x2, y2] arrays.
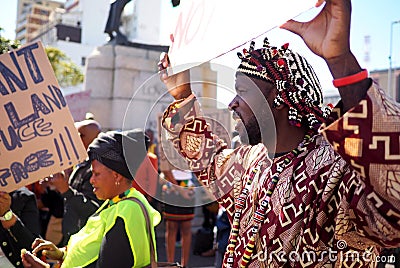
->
[[88, 129, 149, 180]]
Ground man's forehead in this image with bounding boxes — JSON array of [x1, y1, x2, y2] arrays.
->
[[235, 72, 274, 89], [235, 72, 254, 85]]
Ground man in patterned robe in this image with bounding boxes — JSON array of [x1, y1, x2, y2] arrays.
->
[[159, 0, 400, 267]]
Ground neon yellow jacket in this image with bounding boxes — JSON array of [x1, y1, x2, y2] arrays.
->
[[62, 189, 161, 267]]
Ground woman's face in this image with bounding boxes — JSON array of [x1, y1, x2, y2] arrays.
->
[[90, 160, 118, 200]]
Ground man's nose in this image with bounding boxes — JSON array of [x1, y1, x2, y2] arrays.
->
[[228, 97, 239, 111]]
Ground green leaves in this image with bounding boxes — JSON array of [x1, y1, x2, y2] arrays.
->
[[0, 27, 84, 87], [45, 46, 84, 87], [0, 27, 20, 55]]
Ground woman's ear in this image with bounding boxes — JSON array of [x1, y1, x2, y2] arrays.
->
[[112, 171, 121, 181]]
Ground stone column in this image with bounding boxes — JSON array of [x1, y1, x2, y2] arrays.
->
[[84, 44, 219, 132]]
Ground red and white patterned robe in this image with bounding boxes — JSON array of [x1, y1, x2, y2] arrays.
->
[[162, 81, 400, 267]]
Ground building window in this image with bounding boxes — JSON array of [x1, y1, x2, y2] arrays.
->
[[33, 8, 50, 16], [81, 57, 86, 66]]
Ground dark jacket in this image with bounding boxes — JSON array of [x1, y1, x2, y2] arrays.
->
[[0, 187, 40, 268], [60, 160, 101, 246]]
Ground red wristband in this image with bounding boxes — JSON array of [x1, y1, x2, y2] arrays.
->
[[332, 69, 368, 88]]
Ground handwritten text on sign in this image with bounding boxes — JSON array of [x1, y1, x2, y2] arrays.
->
[[0, 42, 87, 192]]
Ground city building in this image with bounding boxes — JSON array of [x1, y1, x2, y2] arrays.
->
[[320, 67, 400, 106], [27, 0, 109, 73], [323, 89, 340, 106], [370, 68, 400, 102], [12, 0, 223, 126], [22, 0, 165, 74], [16, 0, 63, 44]]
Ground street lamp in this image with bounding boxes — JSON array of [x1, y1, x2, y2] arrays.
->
[[388, 20, 400, 98]]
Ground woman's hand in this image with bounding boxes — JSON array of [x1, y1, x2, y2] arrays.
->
[[158, 53, 192, 100], [31, 238, 64, 261]]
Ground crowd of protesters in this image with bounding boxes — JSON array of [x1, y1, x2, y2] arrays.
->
[[1, 0, 400, 267]]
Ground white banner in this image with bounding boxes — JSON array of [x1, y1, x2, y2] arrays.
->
[[168, 0, 316, 74]]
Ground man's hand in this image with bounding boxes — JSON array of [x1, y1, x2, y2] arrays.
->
[[280, 0, 351, 63], [158, 53, 192, 100], [48, 173, 69, 194], [281, 0, 369, 111], [0, 192, 11, 216]]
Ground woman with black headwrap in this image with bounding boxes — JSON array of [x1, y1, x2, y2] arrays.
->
[[21, 129, 161, 268]]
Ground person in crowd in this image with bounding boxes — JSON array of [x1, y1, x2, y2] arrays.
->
[[214, 207, 230, 268], [145, 128, 158, 156], [21, 129, 161, 268], [0, 188, 41, 268], [26, 181, 56, 240], [159, 0, 400, 266], [161, 168, 195, 268], [50, 119, 102, 246], [132, 132, 159, 205], [39, 178, 64, 246]]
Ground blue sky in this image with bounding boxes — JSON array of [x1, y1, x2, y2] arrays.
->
[[0, 0, 18, 40], [1, 0, 399, 92], [346, 0, 400, 71]]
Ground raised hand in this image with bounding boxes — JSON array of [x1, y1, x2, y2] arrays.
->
[[281, 0, 369, 111], [280, 0, 351, 63], [158, 52, 192, 100]]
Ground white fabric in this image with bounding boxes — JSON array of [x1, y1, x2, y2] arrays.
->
[[0, 247, 15, 268], [171, 170, 194, 186], [168, 0, 316, 73]]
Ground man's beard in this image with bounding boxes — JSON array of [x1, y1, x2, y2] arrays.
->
[[240, 116, 262, 145]]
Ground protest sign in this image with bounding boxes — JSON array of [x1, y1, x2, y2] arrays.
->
[[168, 0, 316, 74], [0, 42, 87, 192], [65, 90, 91, 121]]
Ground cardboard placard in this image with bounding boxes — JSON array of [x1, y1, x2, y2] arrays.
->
[[0, 42, 87, 193], [168, 0, 315, 74], [65, 90, 91, 121]]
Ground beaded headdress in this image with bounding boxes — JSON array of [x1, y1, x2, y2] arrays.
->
[[237, 37, 332, 130]]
